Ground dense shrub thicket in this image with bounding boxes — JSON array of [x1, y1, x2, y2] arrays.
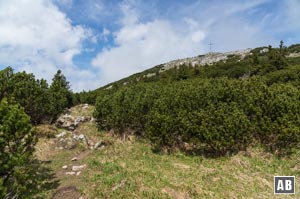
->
[[94, 42, 300, 156], [0, 99, 37, 197], [94, 69, 300, 155]]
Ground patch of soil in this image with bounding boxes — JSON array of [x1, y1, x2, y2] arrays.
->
[[52, 186, 84, 199], [162, 187, 191, 199]]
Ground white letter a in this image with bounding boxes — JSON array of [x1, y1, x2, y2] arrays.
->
[[277, 180, 284, 190]]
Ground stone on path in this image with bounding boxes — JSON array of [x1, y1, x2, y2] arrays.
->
[[65, 171, 76, 175], [72, 164, 87, 171], [71, 157, 78, 161]]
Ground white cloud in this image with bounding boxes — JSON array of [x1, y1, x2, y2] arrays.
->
[[0, 0, 95, 91], [91, 1, 206, 85], [92, 20, 206, 84]]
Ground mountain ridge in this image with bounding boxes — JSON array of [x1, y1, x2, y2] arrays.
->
[[100, 48, 254, 90]]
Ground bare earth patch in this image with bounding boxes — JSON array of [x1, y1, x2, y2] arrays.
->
[[52, 186, 84, 199], [162, 187, 191, 199]]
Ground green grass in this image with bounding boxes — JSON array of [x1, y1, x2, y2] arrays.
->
[[78, 139, 300, 199]]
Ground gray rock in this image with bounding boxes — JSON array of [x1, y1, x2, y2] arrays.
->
[[83, 104, 89, 108], [77, 134, 86, 140], [74, 116, 85, 126], [260, 48, 269, 54], [59, 138, 76, 149], [56, 131, 67, 138], [93, 141, 105, 150], [73, 134, 86, 142], [93, 140, 112, 150], [154, 48, 252, 74], [65, 171, 76, 175], [72, 164, 87, 171], [71, 157, 78, 161], [288, 52, 300, 58], [56, 114, 75, 130]]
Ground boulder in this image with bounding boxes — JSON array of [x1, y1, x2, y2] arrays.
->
[[56, 114, 75, 130]]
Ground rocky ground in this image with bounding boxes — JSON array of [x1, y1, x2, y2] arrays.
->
[[35, 104, 113, 199]]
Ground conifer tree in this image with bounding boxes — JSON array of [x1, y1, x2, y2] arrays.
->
[[0, 99, 37, 197], [49, 70, 73, 121], [0, 67, 13, 101]]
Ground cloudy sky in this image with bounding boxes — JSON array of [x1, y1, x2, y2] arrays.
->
[[0, 0, 299, 91]]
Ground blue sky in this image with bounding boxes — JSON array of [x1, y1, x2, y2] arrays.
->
[[0, 0, 300, 91]]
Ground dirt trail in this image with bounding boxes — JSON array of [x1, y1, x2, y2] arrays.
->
[[52, 186, 84, 199], [35, 104, 98, 199]]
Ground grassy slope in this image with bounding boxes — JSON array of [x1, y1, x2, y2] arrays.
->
[[34, 106, 300, 198]]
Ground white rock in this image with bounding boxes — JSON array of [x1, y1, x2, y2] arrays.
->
[[75, 116, 85, 126], [65, 171, 76, 175], [62, 165, 68, 169], [159, 48, 252, 72], [76, 171, 81, 176], [82, 104, 89, 109], [71, 157, 78, 161], [78, 134, 86, 140], [56, 131, 67, 138], [93, 141, 103, 150], [72, 164, 87, 171]]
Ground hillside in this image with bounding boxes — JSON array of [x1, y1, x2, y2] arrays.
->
[[75, 43, 300, 104], [101, 44, 298, 87], [33, 105, 300, 198], [102, 48, 252, 89]]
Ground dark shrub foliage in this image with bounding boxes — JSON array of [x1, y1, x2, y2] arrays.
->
[[94, 74, 300, 156], [0, 99, 37, 197]]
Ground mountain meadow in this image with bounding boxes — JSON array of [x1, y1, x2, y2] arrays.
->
[[1, 42, 300, 198]]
